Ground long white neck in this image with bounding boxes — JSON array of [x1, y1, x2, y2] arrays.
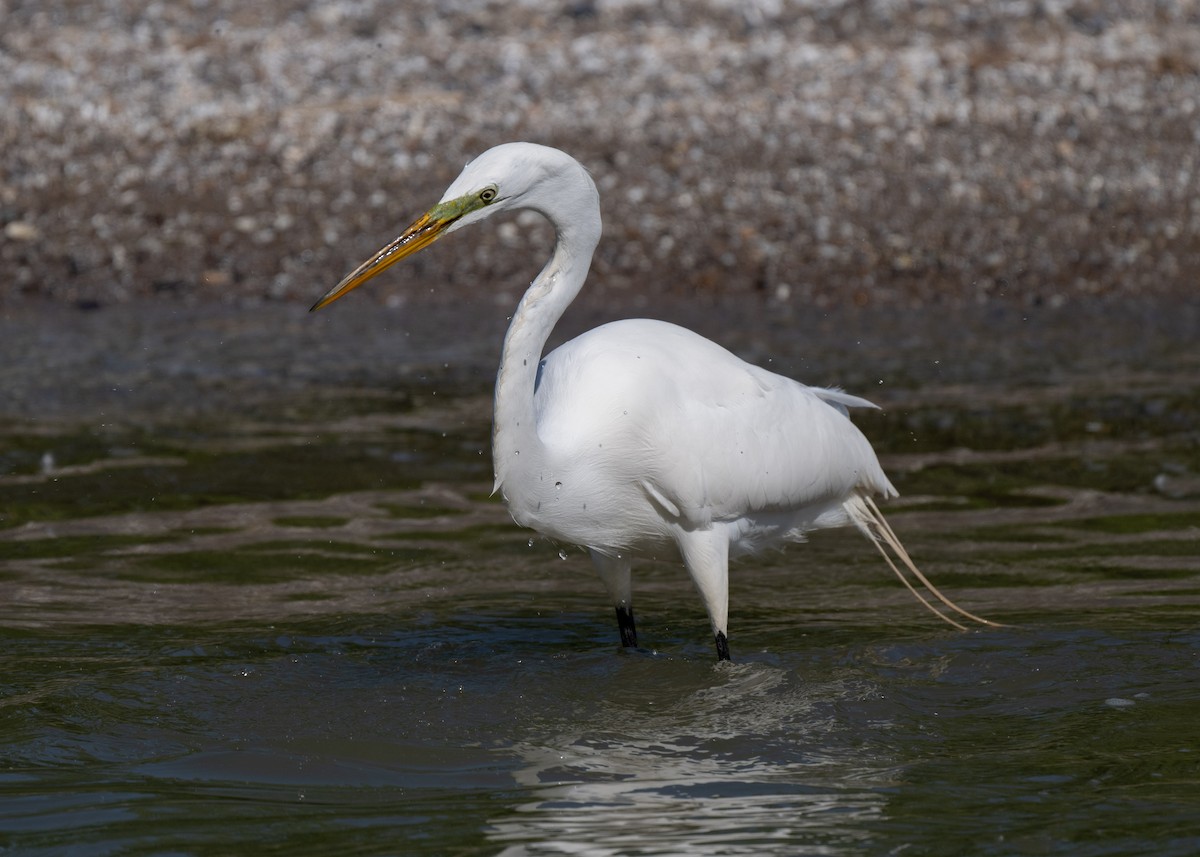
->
[[492, 173, 601, 498]]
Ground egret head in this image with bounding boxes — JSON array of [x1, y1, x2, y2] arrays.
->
[[311, 142, 594, 311]]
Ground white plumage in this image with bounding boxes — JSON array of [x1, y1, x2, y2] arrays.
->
[[312, 142, 995, 660], [525, 318, 893, 551]]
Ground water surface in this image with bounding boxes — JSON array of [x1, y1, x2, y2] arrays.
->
[[1, 298, 1198, 855]]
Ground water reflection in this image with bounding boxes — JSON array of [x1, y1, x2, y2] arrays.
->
[[492, 662, 891, 855]]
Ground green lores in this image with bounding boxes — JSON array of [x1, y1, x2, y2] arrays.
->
[[429, 188, 494, 223]]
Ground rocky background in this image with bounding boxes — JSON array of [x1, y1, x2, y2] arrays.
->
[[2, 0, 1198, 311]]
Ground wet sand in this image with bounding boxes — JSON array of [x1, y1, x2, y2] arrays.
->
[[0, 294, 1195, 427]]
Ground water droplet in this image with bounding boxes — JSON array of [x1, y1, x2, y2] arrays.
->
[[527, 538, 535, 548], [554, 481, 562, 490], [558, 549, 568, 561]]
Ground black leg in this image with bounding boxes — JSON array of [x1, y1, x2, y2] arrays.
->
[[715, 630, 731, 662], [615, 605, 638, 648]]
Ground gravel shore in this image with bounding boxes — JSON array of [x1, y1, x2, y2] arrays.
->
[[2, 0, 1198, 310]]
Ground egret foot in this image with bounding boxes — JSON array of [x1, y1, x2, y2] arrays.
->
[[615, 605, 638, 648], [715, 631, 731, 662]]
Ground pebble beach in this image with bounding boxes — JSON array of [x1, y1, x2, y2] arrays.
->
[[2, 0, 1198, 311]]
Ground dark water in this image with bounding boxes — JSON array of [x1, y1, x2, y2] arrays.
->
[[1, 298, 1198, 855]]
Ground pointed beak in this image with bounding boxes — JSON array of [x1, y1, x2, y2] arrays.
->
[[310, 207, 456, 312]]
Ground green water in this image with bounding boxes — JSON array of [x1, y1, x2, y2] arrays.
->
[[1, 299, 1198, 855]]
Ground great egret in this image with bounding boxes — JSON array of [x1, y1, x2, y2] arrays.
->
[[312, 142, 995, 660]]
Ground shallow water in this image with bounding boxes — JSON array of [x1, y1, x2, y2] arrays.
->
[[1, 299, 1198, 855]]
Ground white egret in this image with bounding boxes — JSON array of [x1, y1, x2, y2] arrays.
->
[[312, 142, 996, 660]]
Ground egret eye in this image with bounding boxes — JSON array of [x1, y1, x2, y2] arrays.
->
[[479, 187, 498, 204]]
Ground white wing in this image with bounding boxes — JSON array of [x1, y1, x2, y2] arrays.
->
[[534, 319, 895, 533]]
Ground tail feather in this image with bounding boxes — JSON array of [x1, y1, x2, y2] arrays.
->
[[845, 493, 1002, 630]]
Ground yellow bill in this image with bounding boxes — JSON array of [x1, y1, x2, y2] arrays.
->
[[310, 193, 485, 312]]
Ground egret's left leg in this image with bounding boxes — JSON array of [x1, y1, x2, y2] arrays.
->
[[676, 529, 732, 661], [590, 550, 637, 648]]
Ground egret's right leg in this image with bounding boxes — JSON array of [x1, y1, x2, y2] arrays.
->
[[676, 529, 732, 661], [590, 550, 637, 648]]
